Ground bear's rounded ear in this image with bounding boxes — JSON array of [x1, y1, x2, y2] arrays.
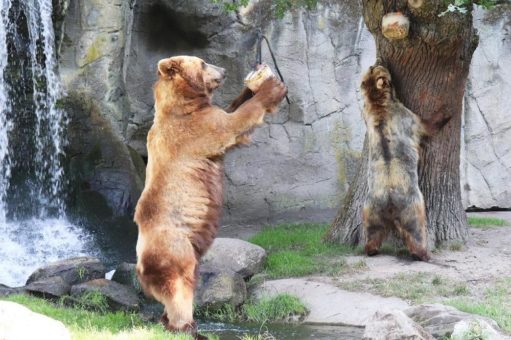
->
[[157, 58, 179, 79]]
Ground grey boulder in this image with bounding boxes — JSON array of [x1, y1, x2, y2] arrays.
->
[[405, 304, 505, 339], [195, 266, 247, 310], [25, 276, 70, 299], [70, 279, 139, 312], [26, 257, 106, 286], [201, 238, 266, 279], [363, 310, 434, 340]]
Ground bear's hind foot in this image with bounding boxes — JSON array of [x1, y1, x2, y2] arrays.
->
[[364, 241, 381, 257], [410, 250, 430, 262]]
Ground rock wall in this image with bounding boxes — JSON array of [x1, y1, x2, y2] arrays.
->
[[57, 0, 511, 225], [59, 0, 144, 218], [461, 6, 511, 210]]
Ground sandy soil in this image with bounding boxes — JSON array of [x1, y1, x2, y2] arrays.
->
[[321, 212, 511, 298], [221, 212, 511, 298]]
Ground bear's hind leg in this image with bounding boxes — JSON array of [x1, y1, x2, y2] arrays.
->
[[363, 206, 388, 256], [398, 202, 430, 261], [364, 224, 388, 256]]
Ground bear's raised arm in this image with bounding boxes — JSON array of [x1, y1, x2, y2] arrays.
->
[[225, 87, 254, 113], [224, 77, 287, 134]]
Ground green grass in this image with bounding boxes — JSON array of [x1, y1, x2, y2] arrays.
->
[[243, 294, 308, 323], [1, 294, 214, 339], [341, 272, 470, 304], [195, 303, 238, 323], [249, 224, 355, 278], [445, 278, 511, 333], [196, 293, 308, 324], [468, 216, 508, 228], [60, 290, 110, 313]]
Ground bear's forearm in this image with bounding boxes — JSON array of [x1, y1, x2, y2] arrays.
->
[[226, 99, 266, 134], [225, 87, 254, 113]]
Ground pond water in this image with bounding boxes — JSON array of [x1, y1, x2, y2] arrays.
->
[[200, 322, 364, 339]]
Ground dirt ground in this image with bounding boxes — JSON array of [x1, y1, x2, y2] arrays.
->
[[225, 211, 511, 333], [321, 211, 511, 300], [221, 211, 511, 299]]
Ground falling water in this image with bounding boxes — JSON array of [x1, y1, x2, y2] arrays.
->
[[0, 0, 94, 286]]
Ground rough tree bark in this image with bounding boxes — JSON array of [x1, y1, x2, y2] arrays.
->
[[325, 0, 478, 248]]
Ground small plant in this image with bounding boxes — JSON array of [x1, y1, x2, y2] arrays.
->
[[350, 259, 368, 270], [210, 0, 318, 18], [440, 0, 500, 16], [211, 0, 249, 12], [76, 266, 88, 281], [451, 320, 490, 340], [432, 275, 442, 286], [449, 241, 464, 251]]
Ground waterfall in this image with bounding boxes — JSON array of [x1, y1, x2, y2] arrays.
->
[[0, 0, 12, 224], [0, 0, 94, 287]]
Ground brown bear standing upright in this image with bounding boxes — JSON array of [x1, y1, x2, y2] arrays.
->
[[134, 56, 287, 337], [360, 65, 430, 261]]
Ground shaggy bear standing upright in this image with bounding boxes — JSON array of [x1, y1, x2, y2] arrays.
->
[[134, 56, 287, 337], [360, 65, 430, 261]]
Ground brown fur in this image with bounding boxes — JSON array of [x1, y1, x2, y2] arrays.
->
[[134, 56, 287, 336], [361, 65, 430, 261]]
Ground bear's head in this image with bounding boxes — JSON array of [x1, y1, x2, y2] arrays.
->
[[361, 65, 395, 105], [157, 56, 226, 97]]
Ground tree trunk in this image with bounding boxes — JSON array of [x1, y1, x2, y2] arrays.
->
[[326, 0, 478, 248]]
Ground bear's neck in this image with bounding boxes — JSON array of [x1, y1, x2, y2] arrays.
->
[[178, 94, 211, 115], [156, 86, 212, 117]]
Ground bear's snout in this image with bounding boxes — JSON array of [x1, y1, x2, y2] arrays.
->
[[212, 65, 226, 80]]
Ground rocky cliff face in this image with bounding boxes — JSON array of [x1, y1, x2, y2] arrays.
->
[[57, 0, 511, 224], [462, 6, 511, 210]]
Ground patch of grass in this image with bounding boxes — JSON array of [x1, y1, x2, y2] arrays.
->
[[355, 244, 412, 258], [445, 278, 511, 333], [341, 272, 470, 304], [351, 259, 368, 270], [449, 241, 464, 252], [264, 251, 317, 278], [195, 303, 238, 323], [243, 294, 308, 323], [468, 216, 508, 228], [2, 294, 213, 339], [249, 224, 354, 278], [60, 290, 110, 313], [195, 294, 308, 324]]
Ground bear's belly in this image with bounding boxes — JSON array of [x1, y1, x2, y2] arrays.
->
[[164, 157, 225, 256]]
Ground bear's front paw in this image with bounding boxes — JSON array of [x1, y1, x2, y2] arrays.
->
[[256, 77, 288, 113]]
